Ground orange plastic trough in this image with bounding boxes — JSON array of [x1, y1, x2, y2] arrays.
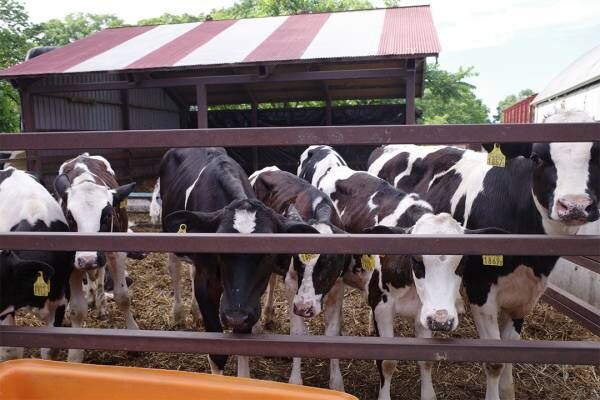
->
[[0, 359, 358, 400]]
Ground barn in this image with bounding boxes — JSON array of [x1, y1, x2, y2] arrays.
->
[[0, 6, 440, 186]]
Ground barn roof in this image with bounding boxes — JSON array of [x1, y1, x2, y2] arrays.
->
[[533, 43, 600, 105], [0, 6, 440, 78]]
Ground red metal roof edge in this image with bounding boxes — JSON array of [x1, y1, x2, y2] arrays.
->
[[502, 94, 538, 113]]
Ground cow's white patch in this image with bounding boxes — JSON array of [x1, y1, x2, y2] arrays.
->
[[0, 168, 66, 231], [0, 306, 15, 318], [411, 213, 463, 331], [149, 178, 161, 225], [367, 192, 378, 211], [299, 146, 347, 186], [549, 142, 593, 220], [379, 194, 432, 227], [293, 255, 323, 316], [368, 145, 444, 187], [248, 165, 280, 186], [312, 223, 333, 235], [312, 196, 324, 213], [316, 166, 356, 200], [87, 155, 115, 175], [184, 166, 206, 210], [233, 209, 256, 233]]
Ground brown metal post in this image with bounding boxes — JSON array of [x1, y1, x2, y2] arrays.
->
[[406, 59, 416, 124], [251, 101, 259, 171], [196, 84, 207, 129]]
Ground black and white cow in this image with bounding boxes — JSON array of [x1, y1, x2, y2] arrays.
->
[[54, 153, 138, 362], [249, 166, 354, 390], [366, 110, 599, 400], [156, 148, 318, 377], [299, 145, 503, 400], [0, 167, 74, 361]]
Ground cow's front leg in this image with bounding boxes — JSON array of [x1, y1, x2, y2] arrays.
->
[[499, 312, 521, 400], [189, 264, 202, 328], [93, 267, 108, 318], [39, 298, 66, 360], [194, 264, 226, 374], [324, 279, 345, 392], [107, 252, 138, 330], [0, 313, 23, 361], [68, 269, 87, 362], [414, 318, 436, 400], [285, 266, 306, 385], [471, 299, 502, 400], [373, 301, 396, 400], [263, 274, 278, 330], [167, 253, 184, 327]]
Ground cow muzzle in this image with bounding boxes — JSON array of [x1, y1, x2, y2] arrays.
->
[[425, 309, 455, 332], [222, 310, 254, 331], [75, 252, 106, 271], [554, 195, 596, 224], [293, 303, 316, 318]]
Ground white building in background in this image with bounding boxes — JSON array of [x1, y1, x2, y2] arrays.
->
[[532, 43, 600, 121]]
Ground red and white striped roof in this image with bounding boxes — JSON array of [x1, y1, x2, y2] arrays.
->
[[0, 6, 440, 78]]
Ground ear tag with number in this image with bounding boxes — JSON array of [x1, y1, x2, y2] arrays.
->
[[119, 199, 128, 209], [177, 224, 187, 234], [299, 253, 318, 264], [33, 271, 51, 297], [482, 255, 503, 267], [487, 144, 506, 168], [361, 254, 376, 271]]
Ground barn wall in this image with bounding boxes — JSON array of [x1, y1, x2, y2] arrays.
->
[[534, 81, 600, 122]]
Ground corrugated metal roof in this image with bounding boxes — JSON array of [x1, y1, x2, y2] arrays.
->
[[533, 43, 600, 104], [0, 6, 440, 78]]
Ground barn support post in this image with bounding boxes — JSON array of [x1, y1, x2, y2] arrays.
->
[[120, 90, 130, 130], [405, 59, 416, 125], [196, 84, 208, 129], [323, 82, 332, 126], [251, 101, 259, 171], [20, 89, 40, 175]]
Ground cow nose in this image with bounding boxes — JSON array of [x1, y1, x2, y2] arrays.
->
[[555, 195, 593, 220], [223, 310, 250, 330], [426, 309, 454, 332], [76, 256, 99, 271], [293, 304, 314, 318]]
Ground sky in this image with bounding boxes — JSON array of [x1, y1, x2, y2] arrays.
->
[[22, 0, 600, 115]]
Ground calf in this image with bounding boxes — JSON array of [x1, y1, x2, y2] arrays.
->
[[54, 153, 138, 362], [299, 146, 501, 400], [0, 167, 74, 361], [157, 148, 317, 377], [250, 166, 356, 390], [365, 110, 599, 400]]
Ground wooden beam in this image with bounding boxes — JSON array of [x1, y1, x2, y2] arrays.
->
[[196, 84, 207, 129], [20, 90, 39, 174], [405, 59, 416, 124]]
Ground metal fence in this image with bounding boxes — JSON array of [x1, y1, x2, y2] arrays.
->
[[0, 123, 599, 365]]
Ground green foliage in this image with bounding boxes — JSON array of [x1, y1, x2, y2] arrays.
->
[[493, 88, 535, 122], [211, 0, 372, 19], [383, 0, 402, 7], [137, 13, 205, 26], [416, 64, 489, 124], [33, 13, 123, 46]]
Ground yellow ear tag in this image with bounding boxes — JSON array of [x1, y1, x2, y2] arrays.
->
[[299, 253, 318, 264], [33, 271, 50, 297], [177, 224, 187, 234], [487, 143, 506, 168], [119, 199, 128, 209], [482, 255, 503, 267], [361, 254, 376, 271]]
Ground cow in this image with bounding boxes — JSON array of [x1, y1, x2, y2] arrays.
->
[[54, 153, 138, 362], [299, 145, 503, 400], [249, 166, 357, 391], [365, 110, 599, 400], [156, 147, 318, 378], [0, 167, 74, 361]]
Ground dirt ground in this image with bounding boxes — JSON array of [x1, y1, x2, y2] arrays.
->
[[16, 213, 600, 400]]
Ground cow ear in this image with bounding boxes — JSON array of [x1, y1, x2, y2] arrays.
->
[[363, 225, 409, 235], [482, 143, 532, 160], [111, 182, 136, 206], [164, 210, 223, 233], [465, 227, 511, 234], [54, 174, 71, 203]]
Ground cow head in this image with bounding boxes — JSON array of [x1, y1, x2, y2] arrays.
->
[[366, 213, 506, 332], [298, 145, 347, 185], [486, 111, 599, 231], [54, 174, 135, 270], [164, 198, 318, 332], [284, 205, 350, 318], [1, 251, 55, 312]]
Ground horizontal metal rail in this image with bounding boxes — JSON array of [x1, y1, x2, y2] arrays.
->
[[1, 232, 600, 256], [1, 327, 598, 365], [1, 123, 599, 150], [541, 284, 600, 336], [563, 256, 600, 274]]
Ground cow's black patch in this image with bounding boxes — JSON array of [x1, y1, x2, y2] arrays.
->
[[512, 318, 524, 334]]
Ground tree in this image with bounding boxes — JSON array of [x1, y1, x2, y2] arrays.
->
[[493, 89, 535, 122], [33, 13, 123, 47], [137, 13, 205, 25], [416, 64, 489, 124], [211, 0, 372, 19], [0, 0, 35, 132]]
